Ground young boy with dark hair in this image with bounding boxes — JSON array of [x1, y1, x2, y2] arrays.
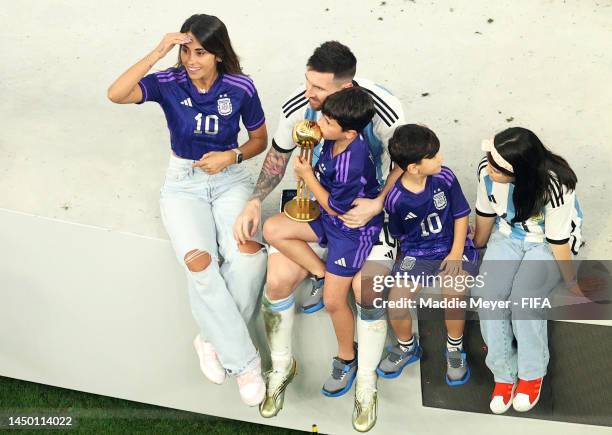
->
[[264, 86, 383, 398], [376, 124, 478, 386]]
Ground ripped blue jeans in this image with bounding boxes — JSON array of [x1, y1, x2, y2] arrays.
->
[[160, 154, 267, 375]]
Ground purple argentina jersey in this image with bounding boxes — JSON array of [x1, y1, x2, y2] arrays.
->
[[138, 67, 265, 160], [315, 134, 381, 222], [308, 134, 383, 276], [385, 166, 472, 257]]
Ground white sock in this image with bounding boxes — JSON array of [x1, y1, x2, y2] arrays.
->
[[356, 304, 387, 389], [398, 335, 415, 351], [447, 334, 463, 351], [262, 291, 295, 372]]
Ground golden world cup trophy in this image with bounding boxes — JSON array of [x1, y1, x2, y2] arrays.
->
[[283, 120, 323, 222]]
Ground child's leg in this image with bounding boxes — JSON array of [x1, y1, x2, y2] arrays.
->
[[442, 281, 466, 347], [323, 272, 356, 360], [376, 279, 422, 379], [441, 278, 471, 386], [321, 271, 360, 397], [263, 213, 325, 278], [388, 284, 414, 341]]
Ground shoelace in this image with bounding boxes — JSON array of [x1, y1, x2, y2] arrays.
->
[[389, 345, 411, 364], [447, 351, 464, 369], [355, 385, 376, 405], [518, 379, 542, 399], [267, 369, 288, 392], [332, 365, 346, 380], [492, 382, 514, 399], [309, 278, 322, 296]]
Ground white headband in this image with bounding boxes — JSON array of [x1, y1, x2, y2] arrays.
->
[[481, 139, 514, 173]]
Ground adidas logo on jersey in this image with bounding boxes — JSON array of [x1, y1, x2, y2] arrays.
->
[[385, 250, 395, 260], [404, 212, 417, 220], [334, 258, 347, 267], [180, 98, 193, 107]]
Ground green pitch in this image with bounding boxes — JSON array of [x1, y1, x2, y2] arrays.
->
[[0, 376, 305, 434]]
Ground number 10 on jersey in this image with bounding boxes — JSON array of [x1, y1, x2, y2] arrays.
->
[[194, 113, 219, 135], [420, 212, 443, 237]]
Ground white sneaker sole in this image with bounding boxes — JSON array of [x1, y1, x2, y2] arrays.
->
[[490, 384, 517, 414], [512, 391, 541, 412]]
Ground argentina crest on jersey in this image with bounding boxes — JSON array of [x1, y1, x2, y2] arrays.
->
[[217, 94, 232, 116], [433, 189, 447, 210], [400, 256, 416, 271]]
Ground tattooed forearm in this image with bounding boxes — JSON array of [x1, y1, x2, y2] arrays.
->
[[250, 147, 292, 202]]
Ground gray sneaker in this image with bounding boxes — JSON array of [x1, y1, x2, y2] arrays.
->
[[300, 276, 324, 313], [445, 347, 470, 386], [376, 340, 422, 379], [321, 357, 357, 397]]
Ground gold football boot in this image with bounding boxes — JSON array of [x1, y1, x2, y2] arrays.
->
[[259, 358, 297, 418], [352, 386, 378, 432]]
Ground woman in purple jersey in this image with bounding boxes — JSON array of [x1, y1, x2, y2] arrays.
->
[[108, 14, 268, 406]]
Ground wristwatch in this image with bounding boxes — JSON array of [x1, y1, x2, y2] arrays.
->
[[232, 148, 243, 164]]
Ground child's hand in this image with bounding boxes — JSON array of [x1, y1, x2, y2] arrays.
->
[[293, 156, 313, 179], [439, 252, 464, 278]]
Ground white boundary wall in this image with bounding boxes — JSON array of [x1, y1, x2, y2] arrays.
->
[[0, 209, 609, 434]]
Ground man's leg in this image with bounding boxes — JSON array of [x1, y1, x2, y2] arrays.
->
[[351, 221, 395, 432], [259, 251, 308, 418]]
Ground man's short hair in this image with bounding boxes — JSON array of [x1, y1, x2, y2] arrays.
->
[[306, 41, 357, 81], [321, 87, 374, 132], [389, 124, 440, 169]]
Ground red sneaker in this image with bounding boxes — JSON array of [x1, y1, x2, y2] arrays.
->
[[512, 377, 543, 412], [489, 382, 516, 414]]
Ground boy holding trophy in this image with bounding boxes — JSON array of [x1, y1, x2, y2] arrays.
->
[[263, 86, 383, 399]]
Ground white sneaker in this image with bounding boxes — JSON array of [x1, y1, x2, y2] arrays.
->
[[236, 356, 266, 406], [193, 335, 226, 385], [489, 382, 517, 414]]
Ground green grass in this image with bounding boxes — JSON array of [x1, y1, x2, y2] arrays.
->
[[0, 376, 306, 434]]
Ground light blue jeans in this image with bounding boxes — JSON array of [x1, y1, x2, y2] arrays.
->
[[472, 231, 561, 383], [160, 155, 267, 375]]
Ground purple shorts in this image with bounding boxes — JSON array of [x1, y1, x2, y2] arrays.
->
[[392, 246, 480, 281], [309, 212, 383, 277]]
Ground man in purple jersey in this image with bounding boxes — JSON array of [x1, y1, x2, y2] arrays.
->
[[108, 14, 268, 406], [376, 124, 478, 387], [263, 87, 383, 408]]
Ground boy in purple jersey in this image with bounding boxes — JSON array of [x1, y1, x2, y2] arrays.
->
[[264, 87, 383, 398], [376, 124, 478, 386]]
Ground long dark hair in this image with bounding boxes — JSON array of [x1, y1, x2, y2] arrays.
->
[[177, 14, 242, 75], [489, 127, 577, 224]]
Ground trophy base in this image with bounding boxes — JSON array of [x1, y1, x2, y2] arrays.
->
[[283, 199, 321, 222]]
